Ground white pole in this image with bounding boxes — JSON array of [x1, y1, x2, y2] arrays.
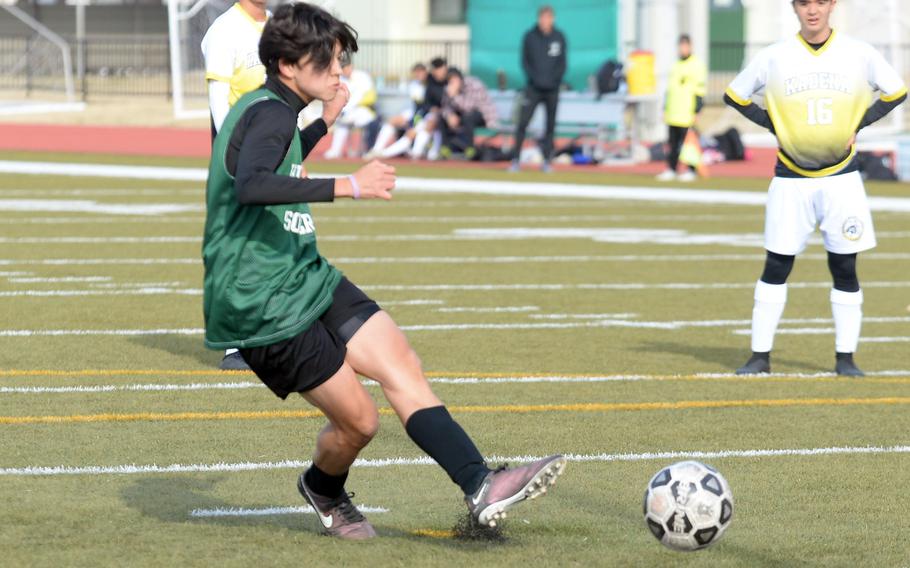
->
[[167, 0, 185, 118], [75, 0, 85, 92]]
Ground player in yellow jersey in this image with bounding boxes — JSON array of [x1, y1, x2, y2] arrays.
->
[[725, 0, 906, 376], [201, 0, 269, 136], [657, 34, 707, 182]]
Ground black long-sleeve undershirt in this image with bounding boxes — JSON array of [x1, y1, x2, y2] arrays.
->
[[857, 93, 907, 131], [723, 93, 774, 133], [226, 76, 335, 206]]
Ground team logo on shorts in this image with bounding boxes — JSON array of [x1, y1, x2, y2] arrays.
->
[[842, 217, 864, 241]]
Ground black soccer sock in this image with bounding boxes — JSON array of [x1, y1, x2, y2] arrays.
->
[[751, 351, 770, 361], [304, 464, 349, 499], [405, 405, 490, 495]]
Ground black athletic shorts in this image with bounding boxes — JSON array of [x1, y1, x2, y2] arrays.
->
[[239, 277, 381, 399]]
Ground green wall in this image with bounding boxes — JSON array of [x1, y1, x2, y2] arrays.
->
[[468, 0, 619, 91], [709, 0, 746, 72]]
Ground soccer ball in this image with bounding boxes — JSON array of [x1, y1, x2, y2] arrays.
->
[[643, 461, 734, 551]]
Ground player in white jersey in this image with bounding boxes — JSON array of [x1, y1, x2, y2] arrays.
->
[[323, 54, 378, 159], [201, 0, 269, 135], [725, 0, 906, 376]]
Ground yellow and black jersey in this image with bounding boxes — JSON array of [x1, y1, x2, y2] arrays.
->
[[726, 30, 907, 178], [200, 3, 269, 107]]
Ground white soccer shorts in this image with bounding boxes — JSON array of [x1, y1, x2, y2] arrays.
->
[[764, 170, 876, 255]]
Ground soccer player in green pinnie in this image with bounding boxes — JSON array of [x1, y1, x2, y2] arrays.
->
[[202, 2, 565, 540]]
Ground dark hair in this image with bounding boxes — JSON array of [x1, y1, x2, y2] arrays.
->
[[411, 62, 427, 72], [446, 67, 463, 81], [260, 2, 358, 77], [538, 5, 554, 16], [430, 57, 447, 69], [679, 34, 691, 45]]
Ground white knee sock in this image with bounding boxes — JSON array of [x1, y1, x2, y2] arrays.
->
[[382, 135, 413, 158], [225, 348, 238, 356], [372, 124, 397, 153], [750, 280, 787, 352], [326, 126, 350, 157], [410, 130, 431, 158], [831, 288, 863, 353]]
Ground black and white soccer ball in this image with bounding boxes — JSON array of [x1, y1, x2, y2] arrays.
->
[[643, 461, 734, 551]]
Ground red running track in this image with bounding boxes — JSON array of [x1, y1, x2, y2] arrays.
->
[[0, 122, 778, 177]]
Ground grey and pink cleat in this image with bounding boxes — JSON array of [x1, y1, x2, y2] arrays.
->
[[297, 473, 377, 540], [465, 455, 567, 527]]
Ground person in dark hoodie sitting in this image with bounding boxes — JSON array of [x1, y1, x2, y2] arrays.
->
[[508, 5, 567, 173]]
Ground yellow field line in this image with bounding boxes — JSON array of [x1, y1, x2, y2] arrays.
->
[[2, 397, 910, 426]]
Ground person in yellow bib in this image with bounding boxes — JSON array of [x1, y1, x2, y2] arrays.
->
[[725, 0, 906, 376], [657, 34, 706, 183], [201, 0, 269, 137]]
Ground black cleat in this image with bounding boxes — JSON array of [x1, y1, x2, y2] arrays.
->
[[736, 353, 771, 375], [835, 353, 865, 377], [219, 351, 250, 371]]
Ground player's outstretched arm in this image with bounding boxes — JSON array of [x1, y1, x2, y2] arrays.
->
[[335, 160, 396, 201]]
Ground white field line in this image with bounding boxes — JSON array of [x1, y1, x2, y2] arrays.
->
[[0, 288, 201, 298], [1, 253, 908, 267], [0, 382, 264, 394], [6, 161, 910, 212], [0, 199, 202, 216], [0, 258, 200, 266], [190, 505, 389, 518], [3, 445, 910, 477], [436, 306, 540, 313], [4, 370, 910, 395], [0, 189, 203, 197], [1, 316, 907, 336], [7, 276, 111, 284], [0, 217, 206, 224], [360, 281, 910, 292], [0, 236, 201, 244]]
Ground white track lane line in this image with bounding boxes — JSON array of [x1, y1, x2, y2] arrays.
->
[[3, 445, 909, 477]]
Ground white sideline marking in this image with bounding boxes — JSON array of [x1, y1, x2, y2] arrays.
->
[[0, 382, 264, 394], [378, 299, 445, 306], [190, 505, 389, 518], [0, 258, 199, 266], [2, 316, 907, 337], [858, 337, 910, 343], [0, 161, 208, 181], [361, 281, 910, 292], [7, 276, 111, 284], [0, 199, 202, 216], [437, 306, 540, 313], [0, 328, 203, 337], [4, 370, 910, 395], [3, 160, 910, 212], [3, 445, 910, 477], [0, 217, 206, 224], [0, 288, 201, 298], [0, 236, 201, 244], [1, 253, 908, 268]]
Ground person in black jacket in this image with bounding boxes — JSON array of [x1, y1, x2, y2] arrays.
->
[[509, 5, 566, 173]]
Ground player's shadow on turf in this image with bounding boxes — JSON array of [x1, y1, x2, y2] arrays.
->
[[635, 341, 824, 372], [121, 476, 302, 531], [120, 476, 463, 542], [128, 335, 221, 367]]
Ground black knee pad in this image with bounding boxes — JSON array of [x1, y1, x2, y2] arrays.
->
[[760, 251, 795, 285], [827, 252, 859, 292]]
